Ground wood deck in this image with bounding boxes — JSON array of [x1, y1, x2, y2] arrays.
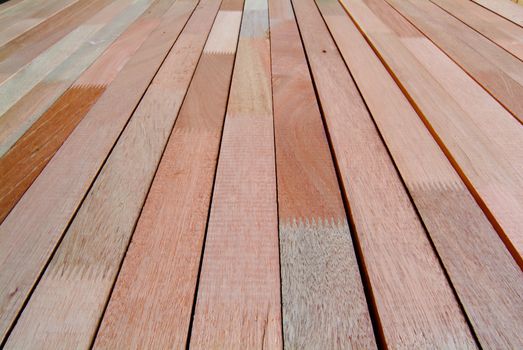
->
[[0, 0, 522, 348]]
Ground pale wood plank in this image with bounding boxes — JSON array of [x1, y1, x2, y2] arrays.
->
[[293, 0, 477, 348], [0, 0, 157, 158], [189, 0, 282, 348], [0, 0, 113, 85], [0, 0, 130, 114], [471, 0, 523, 26], [0, 0, 80, 48], [430, 0, 523, 60], [341, 0, 523, 269], [269, 0, 376, 347], [321, 1, 523, 348], [383, 0, 523, 122], [0, 0, 175, 224], [0, 0, 197, 341], [4, 0, 220, 347], [94, 5, 242, 348], [0, 0, 27, 14]]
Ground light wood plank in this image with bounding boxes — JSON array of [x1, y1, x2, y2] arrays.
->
[[471, 0, 523, 26], [341, 0, 523, 268], [383, 0, 523, 122], [0, 0, 139, 118], [269, 0, 376, 347], [0, 0, 80, 48], [0, 0, 173, 222], [94, 5, 242, 348], [320, 1, 523, 348], [0, 0, 113, 85], [293, 0, 477, 348], [189, 0, 282, 348], [0, 0, 197, 341], [4, 0, 221, 347], [430, 0, 523, 60]]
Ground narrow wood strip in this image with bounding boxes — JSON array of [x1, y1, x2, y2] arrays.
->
[[0, 0, 175, 222], [0, 0, 80, 48], [0, 0, 113, 85], [190, 0, 282, 347], [320, 1, 523, 348], [0, 0, 157, 158], [0, 0, 136, 118], [0, 0, 198, 341], [383, 0, 523, 122], [269, 0, 376, 347], [341, 0, 523, 268], [293, 0, 477, 348], [94, 6, 242, 348], [429, 0, 523, 60], [4, 1, 222, 348], [471, 0, 523, 26]]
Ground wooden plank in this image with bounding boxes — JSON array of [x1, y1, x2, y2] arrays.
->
[[0, 0, 138, 118], [0, 0, 80, 48], [342, 0, 523, 268], [471, 0, 523, 26], [383, 0, 523, 122], [0, 0, 26, 14], [0, 0, 158, 158], [429, 0, 523, 60], [269, 0, 376, 347], [0, 0, 113, 85], [189, 0, 282, 348], [0, 0, 197, 341], [320, 1, 523, 348], [4, 0, 222, 347], [0, 0, 174, 224], [94, 4, 242, 348], [293, 0, 477, 348]]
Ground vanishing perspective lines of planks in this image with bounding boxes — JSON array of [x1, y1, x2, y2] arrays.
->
[[0, 0, 521, 348]]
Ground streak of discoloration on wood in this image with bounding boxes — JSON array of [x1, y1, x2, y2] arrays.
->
[[0, 0, 198, 342], [320, 1, 523, 347], [270, 0, 375, 347], [294, 0, 477, 348]]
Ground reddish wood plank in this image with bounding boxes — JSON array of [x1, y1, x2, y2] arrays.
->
[[383, 0, 523, 122], [269, 0, 376, 347], [0, 0, 197, 341], [94, 6, 242, 348], [293, 0, 477, 347], [0, 0, 176, 224], [341, 0, 523, 269], [189, 0, 282, 347], [320, 1, 523, 348], [471, 0, 523, 27]]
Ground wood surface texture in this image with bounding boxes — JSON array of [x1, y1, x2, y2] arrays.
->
[[0, 0, 197, 341], [0, 0, 521, 347], [322, 1, 523, 348], [189, 0, 283, 348], [294, 0, 477, 348], [341, 0, 523, 269], [270, 0, 375, 348], [95, 4, 242, 348]]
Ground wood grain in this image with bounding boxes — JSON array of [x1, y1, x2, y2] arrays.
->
[[0, 0, 197, 342], [0, 0, 175, 224], [429, 0, 523, 60], [94, 6, 242, 349], [269, 0, 376, 347], [294, 0, 477, 348], [321, 1, 523, 348], [471, 0, 523, 27], [383, 0, 523, 122], [189, 0, 282, 348], [0, 0, 113, 85], [4, 0, 223, 347], [342, 0, 523, 270]]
